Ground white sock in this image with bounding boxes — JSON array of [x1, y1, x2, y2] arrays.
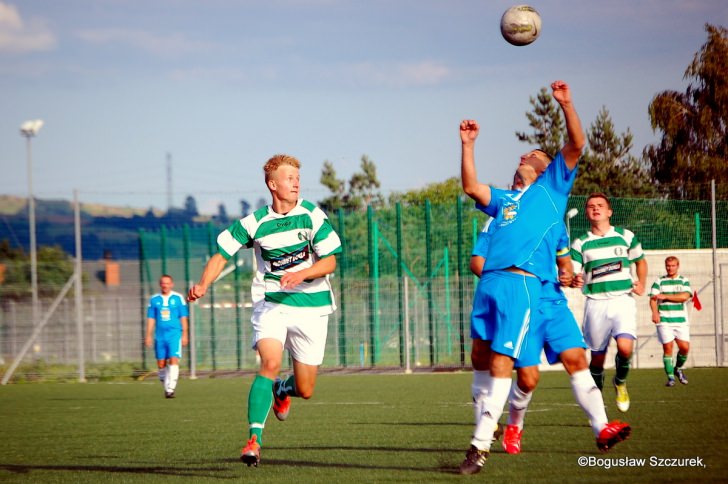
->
[[471, 377, 511, 450], [167, 364, 179, 392], [471, 370, 491, 423], [507, 382, 533, 430], [571, 368, 608, 436], [158, 367, 166, 387]]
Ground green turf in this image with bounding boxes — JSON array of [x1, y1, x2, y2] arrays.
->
[[1, 368, 726, 483]]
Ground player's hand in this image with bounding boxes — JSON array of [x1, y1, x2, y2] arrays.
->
[[632, 280, 645, 296], [558, 269, 573, 287], [144, 335, 152, 348], [280, 271, 306, 290], [571, 273, 584, 289], [551, 80, 572, 105], [460, 119, 479, 145], [187, 284, 207, 302], [182, 333, 189, 347], [651, 314, 660, 325]]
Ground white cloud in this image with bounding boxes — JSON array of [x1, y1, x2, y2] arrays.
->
[[75, 27, 217, 58], [334, 60, 453, 88], [0, 1, 55, 53]]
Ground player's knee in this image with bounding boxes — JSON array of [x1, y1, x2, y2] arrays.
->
[[259, 360, 281, 375], [297, 386, 314, 399], [518, 375, 538, 392], [560, 349, 588, 374]]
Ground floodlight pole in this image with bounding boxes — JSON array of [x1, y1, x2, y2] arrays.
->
[[20, 124, 40, 326]]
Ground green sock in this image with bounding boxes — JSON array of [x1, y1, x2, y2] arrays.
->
[[676, 353, 688, 369], [248, 375, 274, 445], [276, 375, 298, 398], [663, 355, 674, 378], [589, 365, 605, 390], [614, 354, 631, 384]]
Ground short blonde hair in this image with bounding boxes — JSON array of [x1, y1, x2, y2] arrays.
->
[[264, 154, 300, 182]]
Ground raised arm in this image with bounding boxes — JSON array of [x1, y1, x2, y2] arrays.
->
[[460, 120, 491, 206], [551, 81, 586, 170]]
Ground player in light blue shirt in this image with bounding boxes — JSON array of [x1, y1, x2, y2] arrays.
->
[[470, 199, 618, 457], [459, 81, 630, 476], [145, 275, 189, 399]]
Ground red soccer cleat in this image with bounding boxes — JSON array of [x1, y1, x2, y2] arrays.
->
[[597, 421, 631, 452]]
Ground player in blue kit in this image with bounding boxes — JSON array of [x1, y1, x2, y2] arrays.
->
[[145, 275, 189, 399], [470, 193, 629, 458], [459, 81, 629, 475]]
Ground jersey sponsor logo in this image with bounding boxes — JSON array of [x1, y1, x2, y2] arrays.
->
[[161, 308, 171, 321], [614, 247, 624, 256], [592, 260, 623, 279], [276, 220, 292, 229], [270, 245, 310, 271]]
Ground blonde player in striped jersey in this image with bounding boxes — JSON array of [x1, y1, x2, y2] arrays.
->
[[649, 256, 693, 386], [570, 192, 647, 413], [188, 154, 342, 467]]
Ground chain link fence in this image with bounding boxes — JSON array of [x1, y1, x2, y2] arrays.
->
[[1, 194, 727, 382]]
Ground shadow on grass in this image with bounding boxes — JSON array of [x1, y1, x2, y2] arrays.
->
[[0, 463, 237, 479]]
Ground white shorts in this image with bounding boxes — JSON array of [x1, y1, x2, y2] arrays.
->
[[251, 305, 329, 366], [656, 323, 690, 345], [582, 294, 637, 352]]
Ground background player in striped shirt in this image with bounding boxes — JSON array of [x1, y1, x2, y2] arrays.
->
[[188, 154, 342, 467], [145, 275, 189, 399], [649, 256, 693, 386], [570, 193, 648, 412]]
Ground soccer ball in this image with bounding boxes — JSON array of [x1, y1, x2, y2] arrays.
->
[[500, 5, 542, 46]]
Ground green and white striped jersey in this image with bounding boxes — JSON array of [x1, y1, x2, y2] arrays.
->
[[649, 275, 693, 324], [217, 199, 342, 314], [570, 226, 644, 299]]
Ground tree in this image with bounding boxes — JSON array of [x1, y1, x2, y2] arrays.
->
[[389, 177, 463, 205], [184, 195, 199, 217], [573, 107, 657, 197], [644, 24, 728, 199], [216, 203, 229, 224], [240, 199, 251, 218], [516, 87, 565, 157], [0, 242, 74, 300], [318, 154, 384, 212], [348, 155, 383, 210], [319, 160, 346, 212]]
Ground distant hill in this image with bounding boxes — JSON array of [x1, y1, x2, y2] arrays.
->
[[0, 195, 218, 260], [0, 195, 164, 218]]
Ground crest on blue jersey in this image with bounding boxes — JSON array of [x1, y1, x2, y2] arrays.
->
[[499, 200, 520, 226]]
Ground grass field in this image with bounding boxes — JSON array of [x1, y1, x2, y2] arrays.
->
[[1, 368, 727, 483]]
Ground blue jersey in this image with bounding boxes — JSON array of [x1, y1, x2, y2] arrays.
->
[[477, 152, 576, 282], [472, 218, 495, 258], [147, 291, 189, 334]]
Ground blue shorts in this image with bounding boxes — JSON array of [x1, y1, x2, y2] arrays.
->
[[516, 282, 586, 367], [471, 270, 542, 363], [155, 330, 182, 361], [470, 276, 494, 341], [541, 297, 587, 364]]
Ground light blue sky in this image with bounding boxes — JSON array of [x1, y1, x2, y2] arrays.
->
[[1, 0, 726, 215]]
